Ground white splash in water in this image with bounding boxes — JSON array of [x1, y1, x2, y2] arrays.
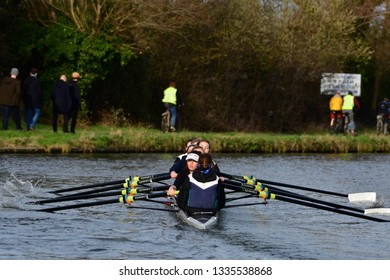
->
[[0, 173, 54, 210]]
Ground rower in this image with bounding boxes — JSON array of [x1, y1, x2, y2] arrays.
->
[[169, 144, 204, 178], [175, 153, 226, 214], [167, 151, 201, 196]]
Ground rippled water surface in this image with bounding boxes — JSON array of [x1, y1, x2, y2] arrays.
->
[[1, 153, 390, 260]]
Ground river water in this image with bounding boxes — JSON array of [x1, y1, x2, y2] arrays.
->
[[0, 153, 390, 260]]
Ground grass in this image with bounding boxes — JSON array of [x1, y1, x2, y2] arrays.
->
[[1, 124, 390, 154]]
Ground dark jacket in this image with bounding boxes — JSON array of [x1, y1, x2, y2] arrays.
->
[[177, 169, 225, 213], [69, 80, 81, 110], [51, 80, 71, 113], [377, 100, 389, 116], [0, 76, 22, 106], [23, 76, 43, 109]]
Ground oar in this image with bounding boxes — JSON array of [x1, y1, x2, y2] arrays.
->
[[122, 185, 170, 195], [49, 172, 170, 194], [37, 191, 171, 212], [49, 179, 125, 193], [51, 183, 125, 198], [223, 183, 390, 222], [270, 193, 390, 222], [32, 190, 122, 204], [33, 184, 171, 205], [224, 202, 268, 208], [37, 198, 122, 212], [49, 180, 125, 194], [48, 173, 171, 198], [220, 172, 377, 203], [223, 181, 390, 215]]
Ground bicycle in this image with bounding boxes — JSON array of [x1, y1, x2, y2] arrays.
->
[[161, 108, 171, 133], [343, 112, 358, 136], [376, 114, 389, 135], [329, 110, 343, 134]]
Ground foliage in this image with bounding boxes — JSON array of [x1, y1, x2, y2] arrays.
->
[[2, 0, 390, 132]]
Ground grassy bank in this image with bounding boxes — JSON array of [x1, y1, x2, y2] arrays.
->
[[1, 125, 390, 154]]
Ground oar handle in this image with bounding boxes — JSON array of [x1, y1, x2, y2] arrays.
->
[[120, 191, 169, 204], [219, 172, 247, 183], [137, 173, 171, 185], [122, 185, 170, 195], [139, 173, 170, 181]]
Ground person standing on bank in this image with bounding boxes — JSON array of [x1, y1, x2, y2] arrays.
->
[[23, 68, 43, 131], [0, 68, 22, 130], [51, 74, 71, 133], [68, 72, 81, 133], [162, 81, 182, 132]]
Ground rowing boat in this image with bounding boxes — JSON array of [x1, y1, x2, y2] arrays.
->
[[171, 197, 219, 230]]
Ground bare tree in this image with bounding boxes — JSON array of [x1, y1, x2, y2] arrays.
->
[[21, 0, 205, 52]]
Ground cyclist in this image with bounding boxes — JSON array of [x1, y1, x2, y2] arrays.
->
[[162, 81, 183, 132], [342, 91, 360, 136], [329, 91, 343, 133]]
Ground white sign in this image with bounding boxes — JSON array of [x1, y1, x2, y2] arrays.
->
[[320, 73, 361, 96]]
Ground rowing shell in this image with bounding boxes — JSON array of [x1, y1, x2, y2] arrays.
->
[[171, 197, 219, 230]]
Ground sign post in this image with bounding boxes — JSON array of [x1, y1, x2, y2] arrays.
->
[[320, 73, 361, 96]]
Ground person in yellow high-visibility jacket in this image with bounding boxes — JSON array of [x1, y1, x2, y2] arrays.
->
[[329, 91, 343, 127], [342, 91, 360, 136], [162, 82, 180, 132]]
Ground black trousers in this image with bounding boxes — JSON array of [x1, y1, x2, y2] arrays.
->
[[69, 109, 78, 133], [53, 108, 69, 132], [1, 105, 22, 130]]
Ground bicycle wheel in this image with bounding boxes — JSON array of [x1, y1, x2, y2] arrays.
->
[[335, 118, 343, 134], [377, 115, 384, 135], [161, 110, 170, 133]]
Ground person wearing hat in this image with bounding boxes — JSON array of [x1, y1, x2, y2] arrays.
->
[[169, 143, 203, 178], [167, 151, 202, 196], [23, 68, 43, 131], [68, 72, 81, 133], [0, 68, 23, 130]]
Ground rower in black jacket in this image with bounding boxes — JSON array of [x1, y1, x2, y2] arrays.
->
[[176, 153, 225, 214]]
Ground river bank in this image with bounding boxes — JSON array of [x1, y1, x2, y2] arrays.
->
[[1, 125, 390, 153]]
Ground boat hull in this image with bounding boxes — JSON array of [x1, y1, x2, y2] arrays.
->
[[172, 198, 219, 229]]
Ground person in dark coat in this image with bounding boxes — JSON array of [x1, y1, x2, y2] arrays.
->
[[51, 74, 71, 133], [68, 72, 81, 133], [0, 68, 22, 130], [23, 68, 43, 131]]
